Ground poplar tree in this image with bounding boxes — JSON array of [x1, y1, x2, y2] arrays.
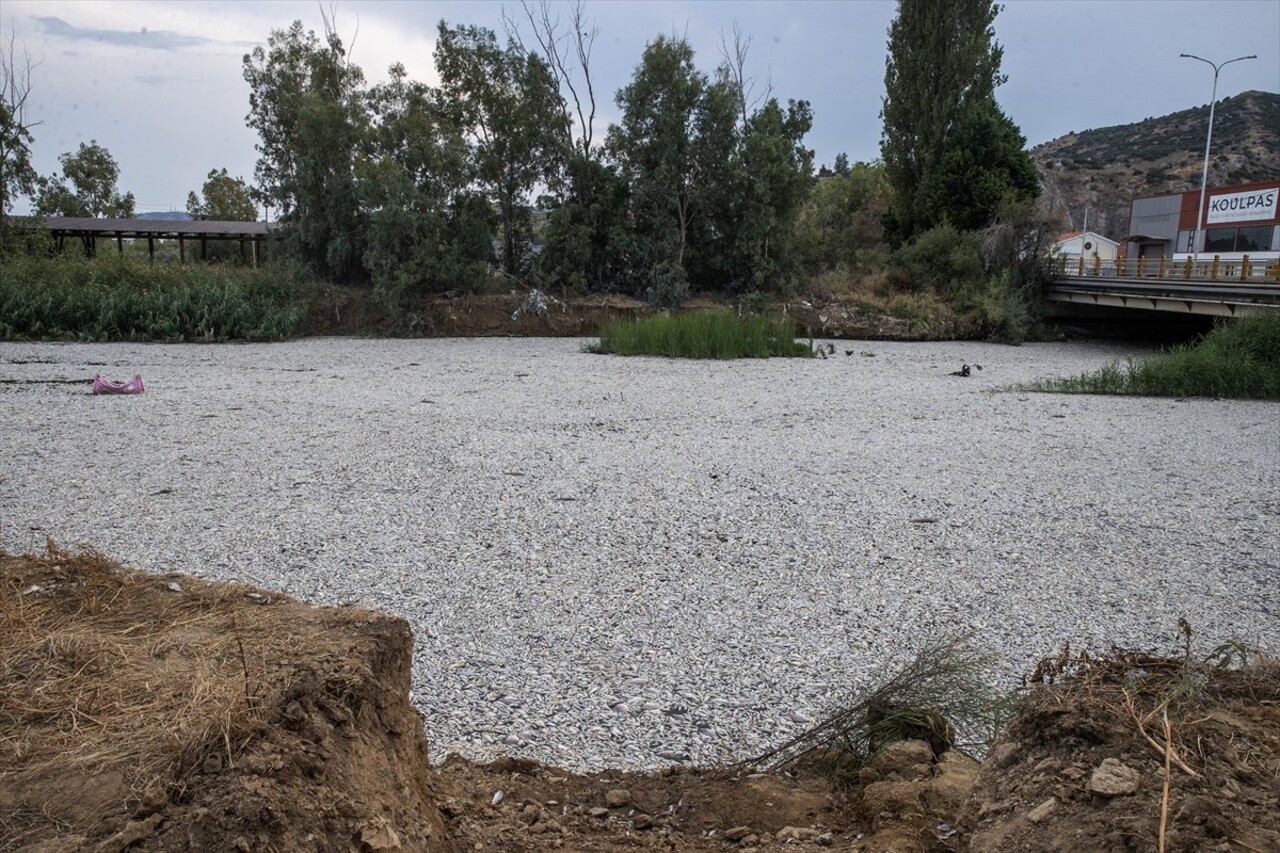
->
[[880, 0, 1033, 243]]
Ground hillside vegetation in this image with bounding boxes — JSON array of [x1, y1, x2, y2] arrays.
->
[[1032, 90, 1280, 240]]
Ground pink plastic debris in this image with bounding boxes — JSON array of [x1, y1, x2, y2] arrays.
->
[[91, 374, 144, 395]]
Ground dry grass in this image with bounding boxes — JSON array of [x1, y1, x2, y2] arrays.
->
[[0, 542, 316, 805], [1022, 624, 1280, 851]]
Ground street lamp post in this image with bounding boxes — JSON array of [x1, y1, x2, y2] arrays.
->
[[1179, 53, 1256, 257]]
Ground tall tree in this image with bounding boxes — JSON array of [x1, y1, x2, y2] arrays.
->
[[35, 141, 135, 218], [243, 18, 367, 282], [357, 62, 490, 296], [507, 2, 634, 296], [1, 26, 39, 220], [186, 168, 257, 221], [435, 22, 565, 279], [794, 160, 891, 273], [920, 101, 1038, 232], [507, 0, 599, 162], [719, 97, 814, 293], [880, 0, 1022, 243], [608, 34, 738, 299]]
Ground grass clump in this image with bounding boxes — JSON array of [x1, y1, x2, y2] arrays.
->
[[0, 255, 309, 342], [742, 634, 1014, 783], [587, 312, 814, 359], [1027, 312, 1280, 400]]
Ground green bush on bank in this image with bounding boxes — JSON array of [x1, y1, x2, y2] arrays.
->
[[588, 312, 815, 359], [1029, 312, 1280, 400], [885, 213, 1055, 345], [0, 256, 309, 342]]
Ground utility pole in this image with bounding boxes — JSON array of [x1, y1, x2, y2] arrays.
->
[[1179, 53, 1256, 256]]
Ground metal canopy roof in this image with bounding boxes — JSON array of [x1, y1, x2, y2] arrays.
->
[[30, 216, 274, 238]]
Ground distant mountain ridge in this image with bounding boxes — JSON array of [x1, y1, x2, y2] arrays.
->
[[1031, 90, 1280, 241]]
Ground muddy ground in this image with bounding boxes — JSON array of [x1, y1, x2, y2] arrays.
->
[[2, 549, 1277, 852]]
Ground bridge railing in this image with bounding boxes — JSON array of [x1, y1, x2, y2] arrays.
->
[[1053, 254, 1280, 284]]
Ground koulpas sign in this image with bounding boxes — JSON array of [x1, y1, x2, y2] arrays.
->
[[1205, 187, 1278, 224]]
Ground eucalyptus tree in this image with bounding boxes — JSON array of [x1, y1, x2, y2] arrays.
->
[[607, 35, 739, 302], [243, 19, 367, 281], [358, 63, 490, 296], [186, 168, 257, 221], [720, 97, 814, 293], [434, 22, 565, 279], [1, 26, 38, 221], [35, 141, 135, 218]]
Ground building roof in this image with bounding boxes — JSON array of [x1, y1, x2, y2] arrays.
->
[[18, 216, 274, 238], [1054, 230, 1120, 247]]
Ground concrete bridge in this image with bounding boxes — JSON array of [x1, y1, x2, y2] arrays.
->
[[1047, 255, 1280, 317]]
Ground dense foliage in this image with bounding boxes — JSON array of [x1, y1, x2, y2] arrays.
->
[[0, 255, 306, 342], [235, 17, 820, 304], [243, 20, 367, 282], [880, 0, 1037, 244], [1, 34, 38, 223], [3, 3, 1053, 345], [588, 312, 814, 359], [1028, 312, 1280, 400], [187, 169, 257, 221], [34, 141, 135, 219]]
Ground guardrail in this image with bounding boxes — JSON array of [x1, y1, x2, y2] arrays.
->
[[1055, 254, 1280, 283]]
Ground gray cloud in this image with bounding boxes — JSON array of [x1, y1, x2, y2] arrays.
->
[[135, 74, 176, 86], [34, 16, 216, 52]]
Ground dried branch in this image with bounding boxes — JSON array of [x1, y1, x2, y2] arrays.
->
[[510, 0, 598, 160], [717, 21, 770, 127], [738, 634, 1011, 776], [1158, 709, 1173, 853], [1121, 689, 1200, 778]]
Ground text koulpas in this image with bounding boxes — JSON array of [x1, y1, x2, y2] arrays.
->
[[1205, 187, 1278, 224]]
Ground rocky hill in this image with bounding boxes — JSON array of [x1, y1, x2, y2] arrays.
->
[[1032, 89, 1280, 241]]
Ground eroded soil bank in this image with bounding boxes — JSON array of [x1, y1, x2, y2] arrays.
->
[[2, 550, 1277, 852], [303, 290, 941, 341]]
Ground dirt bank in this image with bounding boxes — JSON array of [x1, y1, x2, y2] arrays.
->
[[302, 289, 941, 340], [2, 549, 1276, 852]]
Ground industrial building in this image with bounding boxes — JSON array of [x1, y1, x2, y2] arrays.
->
[[1125, 180, 1280, 263]]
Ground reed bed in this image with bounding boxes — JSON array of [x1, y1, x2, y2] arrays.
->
[[0, 256, 308, 342], [1026, 312, 1280, 400], [588, 312, 815, 359]]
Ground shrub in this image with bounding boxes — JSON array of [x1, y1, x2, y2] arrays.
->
[[887, 224, 984, 296], [741, 634, 1014, 781], [644, 260, 691, 310]]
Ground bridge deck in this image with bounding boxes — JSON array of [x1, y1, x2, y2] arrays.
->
[[1049, 256, 1280, 317]]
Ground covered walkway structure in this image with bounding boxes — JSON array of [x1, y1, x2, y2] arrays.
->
[[31, 217, 276, 265]]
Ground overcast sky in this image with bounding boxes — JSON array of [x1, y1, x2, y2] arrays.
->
[[3, 0, 1278, 216]]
